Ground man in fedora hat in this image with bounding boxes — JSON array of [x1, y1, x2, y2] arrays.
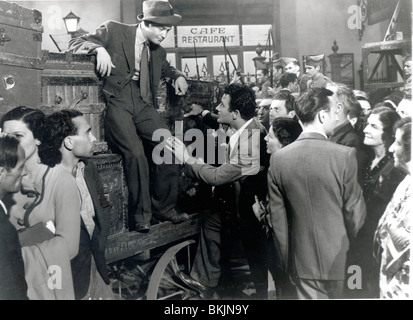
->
[[69, 0, 189, 233], [304, 54, 333, 90]]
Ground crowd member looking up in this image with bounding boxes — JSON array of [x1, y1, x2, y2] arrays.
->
[[46, 110, 114, 300], [0, 134, 28, 300], [268, 88, 366, 299], [269, 92, 297, 123], [0, 106, 80, 300], [69, 0, 189, 233], [374, 117, 411, 299], [327, 83, 370, 183], [349, 106, 406, 298], [252, 117, 302, 299], [257, 99, 272, 131]]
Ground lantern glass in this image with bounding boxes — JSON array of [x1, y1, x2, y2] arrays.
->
[[63, 11, 80, 34]]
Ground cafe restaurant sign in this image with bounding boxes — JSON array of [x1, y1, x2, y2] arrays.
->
[[177, 25, 240, 47]]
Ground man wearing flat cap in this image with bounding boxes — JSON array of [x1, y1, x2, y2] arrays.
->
[[69, 0, 189, 232], [305, 54, 333, 90]]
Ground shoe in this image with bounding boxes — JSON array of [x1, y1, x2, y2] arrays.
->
[[176, 271, 215, 299], [135, 223, 151, 233], [153, 209, 189, 224]]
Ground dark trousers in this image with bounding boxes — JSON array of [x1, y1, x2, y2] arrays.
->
[[104, 81, 179, 226], [190, 209, 269, 298]]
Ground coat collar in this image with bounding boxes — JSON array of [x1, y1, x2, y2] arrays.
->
[[297, 131, 329, 141]]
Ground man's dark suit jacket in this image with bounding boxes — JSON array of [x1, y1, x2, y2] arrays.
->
[[268, 132, 366, 280], [69, 21, 184, 106], [0, 204, 28, 300], [70, 160, 112, 300]]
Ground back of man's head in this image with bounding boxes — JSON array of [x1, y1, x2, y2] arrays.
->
[[224, 83, 257, 120], [328, 83, 358, 119], [295, 87, 334, 124]]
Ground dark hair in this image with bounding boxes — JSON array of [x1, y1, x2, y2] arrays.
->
[[42, 109, 84, 167], [0, 106, 50, 165], [223, 83, 257, 120], [393, 116, 411, 163], [257, 68, 269, 76], [271, 117, 302, 147], [349, 101, 363, 119], [294, 87, 334, 123], [0, 135, 20, 171], [280, 73, 298, 89], [370, 106, 401, 151], [273, 92, 296, 113]]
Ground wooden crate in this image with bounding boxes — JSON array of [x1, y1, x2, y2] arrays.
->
[[0, 0, 43, 116], [40, 51, 107, 152]]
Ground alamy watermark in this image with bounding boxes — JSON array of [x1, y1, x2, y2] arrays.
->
[[151, 121, 261, 176], [47, 265, 62, 290], [347, 4, 367, 30]]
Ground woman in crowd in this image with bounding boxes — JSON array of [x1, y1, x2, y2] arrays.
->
[[349, 106, 406, 298], [374, 117, 411, 299], [252, 117, 302, 299], [0, 134, 28, 300], [0, 106, 80, 300]]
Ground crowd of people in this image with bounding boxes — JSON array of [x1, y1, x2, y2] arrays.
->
[[170, 48, 411, 300], [0, 0, 411, 300]]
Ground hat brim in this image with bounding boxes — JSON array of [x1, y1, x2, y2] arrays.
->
[[138, 14, 182, 26]]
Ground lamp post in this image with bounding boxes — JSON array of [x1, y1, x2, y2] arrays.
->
[[63, 11, 80, 38]]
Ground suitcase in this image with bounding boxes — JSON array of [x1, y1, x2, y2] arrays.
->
[[0, 0, 43, 117]]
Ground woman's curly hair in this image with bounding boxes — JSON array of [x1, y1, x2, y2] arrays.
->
[[0, 106, 55, 165]]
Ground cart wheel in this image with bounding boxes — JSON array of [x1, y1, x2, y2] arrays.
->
[[146, 239, 196, 300]]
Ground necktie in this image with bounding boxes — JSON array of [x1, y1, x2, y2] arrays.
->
[[140, 41, 153, 106]]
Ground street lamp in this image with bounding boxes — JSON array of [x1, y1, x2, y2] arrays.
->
[[63, 11, 80, 37]]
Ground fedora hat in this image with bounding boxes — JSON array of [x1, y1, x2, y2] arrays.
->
[[138, 1, 182, 26]]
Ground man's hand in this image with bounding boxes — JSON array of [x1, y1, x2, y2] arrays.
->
[[175, 76, 188, 96], [165, 136, 191, 164], [95, 47, 116, 77], [184, 103, 204, 117]]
